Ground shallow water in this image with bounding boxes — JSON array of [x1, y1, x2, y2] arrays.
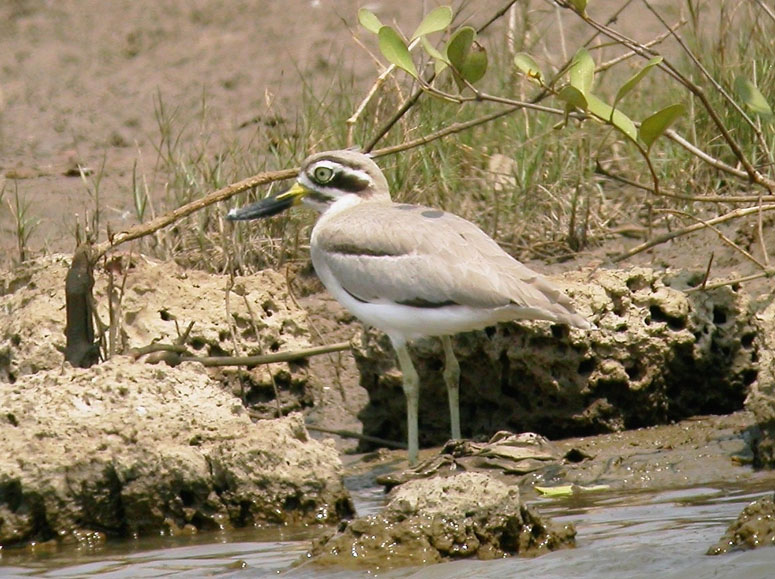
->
[[2, 479, 775, 578]]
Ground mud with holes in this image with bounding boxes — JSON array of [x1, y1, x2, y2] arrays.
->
[[0, 255, 353, 546]]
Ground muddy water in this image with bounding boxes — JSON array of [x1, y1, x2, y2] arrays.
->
[[2, 478, 775, 578]]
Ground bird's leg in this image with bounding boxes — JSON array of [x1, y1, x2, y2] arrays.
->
[[441, 335, 461, 441], [394, 342, 420, 465]]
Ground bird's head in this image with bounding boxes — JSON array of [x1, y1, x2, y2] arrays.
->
[[227, 150, 390, 221]]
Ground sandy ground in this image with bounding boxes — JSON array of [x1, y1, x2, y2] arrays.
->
[[0, 0, 688, 261]]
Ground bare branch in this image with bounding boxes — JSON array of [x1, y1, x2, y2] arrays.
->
[[612, 203, 775, 262]]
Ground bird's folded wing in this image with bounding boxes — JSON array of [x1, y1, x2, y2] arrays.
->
[[314, 203, 577, 315]]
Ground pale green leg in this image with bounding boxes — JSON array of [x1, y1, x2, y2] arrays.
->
[[441, 335, 462, 440], [395, 342, 420, 465]]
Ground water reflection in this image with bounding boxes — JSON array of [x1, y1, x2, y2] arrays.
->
[[3, 481, 775, 578]]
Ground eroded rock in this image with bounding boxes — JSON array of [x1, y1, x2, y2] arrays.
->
[[0, 357, 353, 547], [708, 493, 775, 555], [0, 254, 317, 417], [355, 268, 757, 450], [746, 299, 775, 468], [307, 472, 574, 569]]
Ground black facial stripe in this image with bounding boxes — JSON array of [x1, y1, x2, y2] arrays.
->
[[329, 169, 371, 192]]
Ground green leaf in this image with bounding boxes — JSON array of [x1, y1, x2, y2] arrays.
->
[[358, 8, 382, 34], [569, 47, 595, 95], [639, 103, 685, 149], [535, 485, 574, 497], [558, 85, 588, 111], [614, 56, 663, 109], [421, 36, 449, 74], [568, 0, 588, 14], [587, 93, 638, 142], [734, 76, 773, 117], [378, 26, 418, 78], [412, 5, 453, 39], [514, 52, 544, 84], [459, 41, 488, 84], [421, 35, 447, 63], [446, 26, 476, 73]]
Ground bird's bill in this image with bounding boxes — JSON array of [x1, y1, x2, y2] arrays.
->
[[226, 181, 308, 221]]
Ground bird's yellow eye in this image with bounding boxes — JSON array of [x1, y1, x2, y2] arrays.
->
[[313, 166, 334, 183]]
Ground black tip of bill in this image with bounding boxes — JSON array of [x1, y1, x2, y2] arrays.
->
[[226, 193, 296, 221]]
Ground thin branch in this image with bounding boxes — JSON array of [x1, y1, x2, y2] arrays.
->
[[347, 36, 423, 148], [306, 425, 406, 449], [611, 203, 775, 262], [556, 0, 771, 189], [182, 341, 351, 367], [93, 167, 297, 261], [754, 0, 775, 24], [657, 208, 767, 270], [369, 106, 524, 158], [686, 269, 775, 293], [363, 0, 520, 152], [642, 0, 773, 167], [595, 161, 775, 203], [130, 340, 352, 366], [596, 19, 685, 73]]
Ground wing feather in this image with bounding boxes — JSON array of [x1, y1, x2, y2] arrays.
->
[[312, 202, 582, 321]]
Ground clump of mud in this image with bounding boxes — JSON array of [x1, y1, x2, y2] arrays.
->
[[0, 357, 353, 546], [708, 493, 775, 555], [305, 472, 574, 570], [355, 267, 757, 450]]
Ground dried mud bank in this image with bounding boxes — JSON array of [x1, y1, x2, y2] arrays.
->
[[0, 255, 353, 547], [0, 359, 353, 546], [2, 256, 775, 559], [356, 267, 759, 450], [0, 254, 319, 416]]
